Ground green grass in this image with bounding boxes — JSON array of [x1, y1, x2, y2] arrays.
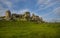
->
[[0, 21, 60, 38]]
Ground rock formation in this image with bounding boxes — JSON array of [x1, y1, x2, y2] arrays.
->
[[0, 10, 44, 23], [5, 10, 11, 20]]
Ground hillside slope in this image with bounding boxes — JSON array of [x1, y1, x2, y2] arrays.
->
[[0, 21, 60, 38]]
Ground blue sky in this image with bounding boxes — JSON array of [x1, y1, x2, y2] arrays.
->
[[0, 0, 60, 22]]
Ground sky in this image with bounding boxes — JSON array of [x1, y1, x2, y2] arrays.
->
[[0, 0, 60, 22]]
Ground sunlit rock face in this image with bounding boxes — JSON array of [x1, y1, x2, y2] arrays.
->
[[1, 10, 44, 22], [31, 13, 43, 23], [24, 12, 30, 21], [5, 10, 11, 20]]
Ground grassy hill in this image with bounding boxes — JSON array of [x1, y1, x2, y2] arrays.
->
[[0, 21, 60, 38]]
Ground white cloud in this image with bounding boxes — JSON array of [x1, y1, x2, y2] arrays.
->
[[50, 18, 60, 22], [17, 9, 30, 14], [37, 0, 50, 5], [36, 0, 60, 17], [44, 18, 60, 22], [0, 3, 8, 16], [0, 9, 8, 16], [10, 0, 26, 3], [0, 0, 13, 8], [37, 0, 60, 22], [53, 7, 60, 15], [42, 7, 60, 17], [14, 0, 20, 2], [11, 9, 41, 17], [42, 7, 60, 22], [0, 0, 18, 14], [36, 0, 59, 12], [0, 4, 4, 10], [0, 0, 27, 9], [4, 1, 12, 8], [37, 0, 60, 5], [11, 9, 30, 14]]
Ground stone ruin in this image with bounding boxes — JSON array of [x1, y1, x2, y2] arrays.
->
[[5, 10, 11, 20], [0, 10, 44, 23]]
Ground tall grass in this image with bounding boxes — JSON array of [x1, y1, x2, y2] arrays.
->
[[0, 21, 60, 38]]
